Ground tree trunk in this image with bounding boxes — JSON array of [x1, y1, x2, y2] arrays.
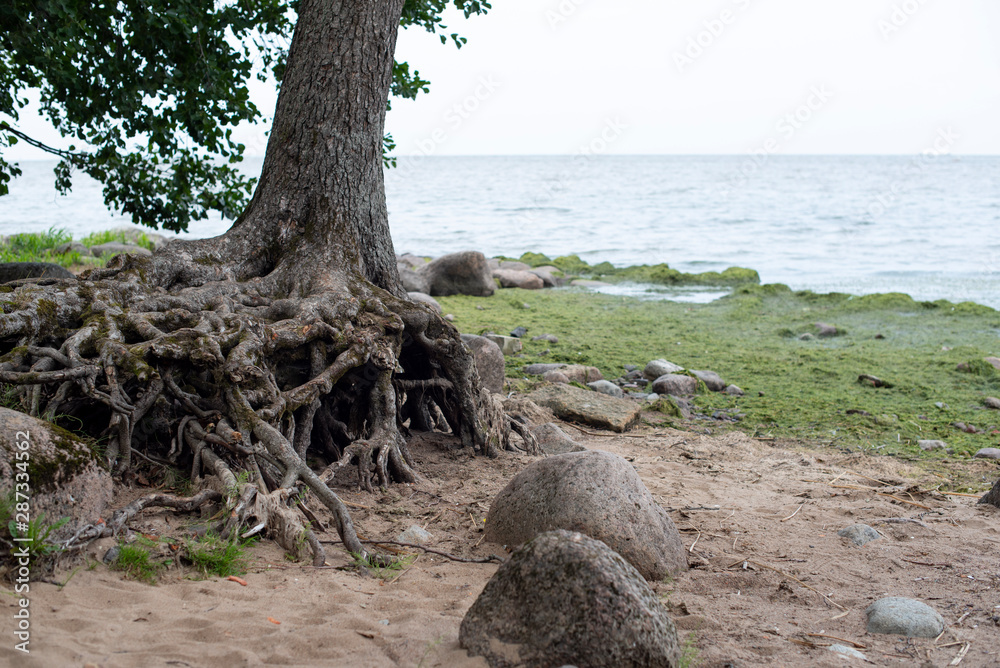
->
[[0, 0, 537, 565]]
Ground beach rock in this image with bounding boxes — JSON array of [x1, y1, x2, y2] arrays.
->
[[0, 262, 75, 283], [498, 260, 532, 272], [524, 363, 565, 376], [503, 397, 556, 427], [865, 597, 945, 638], [89, 241, 152, 257], [406, 291, 441, 313], [973, 448, 1000, 460], [399, 267, 430, 293], [494, 268, 544, 290], [483, 452, 688, 580], [510, 326, 528, 338], [815, 322, 839, 337], [529, 268, 559, 288], [651, 374, 698, 397], [560, 364, 603, 383], [984, 397, 1000, 410], [543, 370, 570, 384], [828, 645, 867, 661], [837, 524, 881, 547], [724, 384, 745, 396], [460, 530, 681, 668], [421, 251, 495, 297], [396, 525, 433, 545], [484, 334, 523, 356], [690, 369, 725, 392], [461, 335, 506, 394], [53, 241, 90, 256], [643, 359, 684, 380], [918, 439, 948, 451], [570, 279, 610, 287], [397, 253, 430, 270], [588, 380, 624, 399], [530, 423, 584, 455], [0, 408, 112, 541], [979, 479, 1000, 508], [986, 357, 1000, 372], [531, 333, 559, 343], [527, 385, 642, 433]]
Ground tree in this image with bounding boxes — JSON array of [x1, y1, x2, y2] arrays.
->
[[0, 0, 535, 564], [0, 0, 489, 230]]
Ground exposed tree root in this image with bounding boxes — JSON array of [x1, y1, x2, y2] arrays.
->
[[2, 247, 535, 564]]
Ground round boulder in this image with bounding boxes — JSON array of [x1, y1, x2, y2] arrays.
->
[[643, 359, 684, 381], [461, 334, 506, 394], [865, 597, 945, 638], [483, 450, 688, 580], [0, 407, 112, 541], [406, 291, 442, 314], [494, 269, 544, 290], [0, 262, 75, 283], [651, 374, 698, 397], [460, 530, 681, 668], [421, 250, 495, 297]]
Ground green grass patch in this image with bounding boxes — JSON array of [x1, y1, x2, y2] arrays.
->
[[79, 229, 155, 251], [350, 552, 416, 579], [112, 540, 167, 584], [183, 534, 253, 578], [0, 226, 154, 270], [438, 286, 1000, 459]]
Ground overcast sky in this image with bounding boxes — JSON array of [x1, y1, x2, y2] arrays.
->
[[8, 0, 1000, 159], [381, 0, 1000, 156]]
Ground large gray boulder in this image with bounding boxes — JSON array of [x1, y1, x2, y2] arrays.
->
[[483, 450, 688, 580], [0, 408, 112, 541], [461, 334, 506, 394], [0, 262, 75, 283], [420, 250, 495, 297], [460, 530, 681, 668], [527, 384, 641, 433]]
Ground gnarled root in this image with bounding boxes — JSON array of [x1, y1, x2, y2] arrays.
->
[[1, 249, 532, 564]]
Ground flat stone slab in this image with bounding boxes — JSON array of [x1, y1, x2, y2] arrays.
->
[[527, 384, 642, 433], [484, 334, 523, 356], [865, 597, 945, 638]]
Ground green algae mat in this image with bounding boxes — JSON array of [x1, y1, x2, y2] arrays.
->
[[439, 285, 1000, 462]]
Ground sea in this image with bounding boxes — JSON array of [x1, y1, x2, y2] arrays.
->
[[2, 155, 999, 308]]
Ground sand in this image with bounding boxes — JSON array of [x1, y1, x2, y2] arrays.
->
[[4, 422, 1000, 667]]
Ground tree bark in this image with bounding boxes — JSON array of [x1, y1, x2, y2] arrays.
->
[[0, 0, 537, 565]]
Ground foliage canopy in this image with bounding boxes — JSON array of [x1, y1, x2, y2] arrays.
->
[[0, 0, 490, 232]]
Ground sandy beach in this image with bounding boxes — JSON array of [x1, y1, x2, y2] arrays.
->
[[5, 418, 999, 668]]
